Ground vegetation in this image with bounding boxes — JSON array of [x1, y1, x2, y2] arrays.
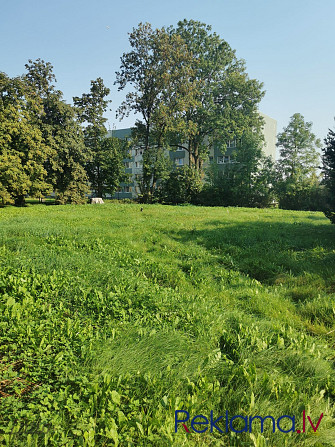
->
[[0, 70, 51, 206], [0, 60, 89, 205], [1, 203, 335, 446], [73, 79, 127, 199], [322, 127, 335, 223], [0, 64, 128, 206], [169, 20, 265, 172], [157, 166, 203, 204], [115, 20, 265, 202], [25, 59, 89, 205], [1, 26, 330, 211], [0, 25, 333, 215], [199, 132, 275, 208], [115, 22, 198, 201], [275, 113, 323, 211]]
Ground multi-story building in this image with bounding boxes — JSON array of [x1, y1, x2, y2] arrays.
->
[[109, 112, 277, 199]]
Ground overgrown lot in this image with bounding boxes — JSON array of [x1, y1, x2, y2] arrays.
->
[[0, 203, 335, 446]]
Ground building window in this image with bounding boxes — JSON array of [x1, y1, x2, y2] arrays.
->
[[227, 139, 237, 148], [217, 155, 231, 164], [175, 158, 184, 166], [209, 156, 214, 163], [177, 146, 184, 151]]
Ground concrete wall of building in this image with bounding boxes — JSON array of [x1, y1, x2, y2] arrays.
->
[[260, 112, 277, 160]]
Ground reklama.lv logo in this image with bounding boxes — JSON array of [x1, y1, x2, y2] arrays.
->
[[175, 410, 324, 434]]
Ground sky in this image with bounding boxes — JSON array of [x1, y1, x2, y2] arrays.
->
[[2, 0, 335, 159]]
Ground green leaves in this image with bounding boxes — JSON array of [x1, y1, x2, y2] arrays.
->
[[275, 113, 323, 211], [322, 127, 335, 222], [0, 90, 51, 205], [0, 62, 88, 205], [277, 113, 321, 182], [115, 22, 200, 200], [170, 19, 265, 171], [74, 78, 127, 198]]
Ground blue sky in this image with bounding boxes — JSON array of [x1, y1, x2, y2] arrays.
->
[[2, 0, 334, 157]]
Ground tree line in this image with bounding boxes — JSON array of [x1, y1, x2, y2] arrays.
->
[[0, 61, 127, 205], [0, 19, 334, 223]]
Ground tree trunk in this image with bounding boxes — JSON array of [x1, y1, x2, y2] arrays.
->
[[15, 195, 26, 207]]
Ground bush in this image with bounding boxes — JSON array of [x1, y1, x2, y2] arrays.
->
[[277, 182, 327, 211], [157, 166, 202, 204]]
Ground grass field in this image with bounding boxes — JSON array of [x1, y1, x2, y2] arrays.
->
[[0, 203, 335, 446]]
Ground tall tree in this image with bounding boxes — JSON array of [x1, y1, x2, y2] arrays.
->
[[322, 127, 335, 223], [73, 77, 110, 152], [89, 135, 129, 198], [43, 96, 89, 204], [74, 78, 126, 197], [170, 19, 265, 172], [0, 72, 51, 205], [115, 22, 199, 201], [275, 113, 321, 209], [24, 59, 89, 203], [276, 113, 321, 180], [205, 132, 275, 207]]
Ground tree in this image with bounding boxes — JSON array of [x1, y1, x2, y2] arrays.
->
[[24, 59, 89, 204], [203, 132, 275, 207], [74, 78, 127, 197], [276, 113, 321, 180], [89, 136, 129, 198], [0, 72, 51, 205], [43, 96, 89, 204], [169, 19, 265, 172], [73, 77, 110, 151], [275, 113, 322, 210], [115, 22, 199, 201], [322, 127, 335, 223], [157, 165, 202, 204]]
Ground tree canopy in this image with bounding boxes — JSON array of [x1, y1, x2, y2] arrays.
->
[[276, 113, 321, 180], [322, 127, 335, 222], [0, 71, 51, 205], [169, 19, 265, 172], [2, 22, 328, 210], [115, 20, 265, 202], [74, 78, 127, 198], [275, 113, 322, 210], [115, 22, 200, 200], [24, 59, 89, 204]]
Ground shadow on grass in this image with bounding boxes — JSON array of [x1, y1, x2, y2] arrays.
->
[[166, 219, 335, 287], [25, 199, 57, 206]]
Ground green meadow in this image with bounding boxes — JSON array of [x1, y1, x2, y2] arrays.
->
[[0, 203, 335, 446]]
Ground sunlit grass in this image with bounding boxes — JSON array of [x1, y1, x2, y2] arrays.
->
[[0, 203, 335, 446]]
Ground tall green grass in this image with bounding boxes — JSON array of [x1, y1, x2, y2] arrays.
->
[[0, 203, 334, 446]]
